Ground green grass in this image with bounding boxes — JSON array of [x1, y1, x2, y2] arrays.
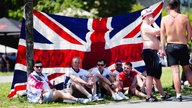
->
[[0, 72, 14, 76], [161, 67, 173, 88], [0, 67, 192, 108]]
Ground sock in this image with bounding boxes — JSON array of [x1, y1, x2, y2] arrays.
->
[[176, 93, 181, 98], [87, 94, 92, 98]]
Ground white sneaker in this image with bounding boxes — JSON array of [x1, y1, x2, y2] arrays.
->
[[87, 95, 93, 102], [112, 93, 123, 101], [118, 92, 129, 100], [77, 98, 89, 104], [92, 94, 104, 102], [63, 99, 76, 103]]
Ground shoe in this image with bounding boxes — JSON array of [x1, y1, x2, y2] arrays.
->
[[112, 93, 123, 101], [87, 95, 93, 102], [63, 99, 76, 103], [77, 98, 90, 104], [161, 93, 171, 101], [92, 94, 104, 102], [146, 96, 158, 102], [118, 92, 129, 100], [98, 93, 102, 98], [172, 96, 182, 102], [124, 90, 129, 95]]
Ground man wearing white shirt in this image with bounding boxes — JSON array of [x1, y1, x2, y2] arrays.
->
[[26, 60, 89, 104], [63, 56, 100, 102], [91, 58, 128, 100]]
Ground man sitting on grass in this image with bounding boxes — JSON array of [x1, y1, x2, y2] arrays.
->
[[118, 62, 147, 98], [26, 60, 89, 104]]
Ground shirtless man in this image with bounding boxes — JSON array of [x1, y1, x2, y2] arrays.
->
[[160, 0, 192, 101], [140, 8, 171, 102]]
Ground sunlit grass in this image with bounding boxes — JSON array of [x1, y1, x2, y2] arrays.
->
[[0, 67, 192, 107], [0, 72, 14, 76]]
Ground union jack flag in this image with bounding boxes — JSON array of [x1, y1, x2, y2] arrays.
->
[[8, 1, 163, 97]]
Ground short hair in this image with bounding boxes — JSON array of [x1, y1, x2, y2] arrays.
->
[[124, 62, 132, 67], [33, 60, 42, 66], [72, 56, 81, 62], [168, 0, 180, 9], [97, 58, 106, 65]]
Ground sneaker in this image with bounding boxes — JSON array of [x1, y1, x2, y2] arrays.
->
[[112, 93, 123, 101], [118, 92, 129, 100], [92, 94, 104, 102], [124, 90, 129, 95], [63, 99, 76, 103], [161, 93, 171, 101], [77, 98, 90, 104], [87, 95, 93, 102], [146, 96, 158, 102], [172, 96, 182, 102], [98, 93, 102, 98]]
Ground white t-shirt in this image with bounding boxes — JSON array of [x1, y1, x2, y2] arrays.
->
[[112, 70, 120, 75], [64, 68, 89, 88], [91, 68, 111, 78]]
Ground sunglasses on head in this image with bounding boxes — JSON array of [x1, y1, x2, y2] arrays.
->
[[35, 66, 43, 68], [97, 64, 104, 66]]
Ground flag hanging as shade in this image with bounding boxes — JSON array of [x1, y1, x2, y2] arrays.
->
[[8, 1, 164, 98]]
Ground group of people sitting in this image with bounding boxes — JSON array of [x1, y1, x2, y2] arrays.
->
[[26, 56, 171, 104]]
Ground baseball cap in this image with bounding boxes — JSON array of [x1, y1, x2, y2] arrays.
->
[[141, 8, 153, 20], [115, 60, 122, 64]]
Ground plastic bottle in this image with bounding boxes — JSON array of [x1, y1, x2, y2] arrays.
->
[[39, 90, 43, 104]]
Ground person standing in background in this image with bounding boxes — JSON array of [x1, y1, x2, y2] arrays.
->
[[160, 0, 192, 102], [140, 8, 171, 102]]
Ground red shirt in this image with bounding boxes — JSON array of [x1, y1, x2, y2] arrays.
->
[[119, 71, 138, 87]]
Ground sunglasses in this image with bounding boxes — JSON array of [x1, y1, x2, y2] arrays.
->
[[35, 66, 43, 68], [116, 64, 122, 66], [97, 64, 104, 66]]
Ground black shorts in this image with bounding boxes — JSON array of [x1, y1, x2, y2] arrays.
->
[[142, 49, 162, 79], [166, 43, 190, 66]]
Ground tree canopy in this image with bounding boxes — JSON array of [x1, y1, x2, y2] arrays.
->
[[0, 0, 137, 21]]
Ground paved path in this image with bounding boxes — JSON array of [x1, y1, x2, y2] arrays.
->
[[70, 96, 192, 108], [0, 76, 13, 83]]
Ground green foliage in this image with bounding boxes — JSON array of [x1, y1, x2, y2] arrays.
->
[[34, 0, 83, 14], [6, 0, 137, 20], [130, 3, 144, 12], [83, 0, 136, 17]]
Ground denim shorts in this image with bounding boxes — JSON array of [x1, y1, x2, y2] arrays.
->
[[42, 91, 54, 103]]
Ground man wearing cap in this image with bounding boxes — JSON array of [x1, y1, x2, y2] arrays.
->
[[109, 60, 123, 82], [140, 8, 171, 102], [160, 0, 192, 102]]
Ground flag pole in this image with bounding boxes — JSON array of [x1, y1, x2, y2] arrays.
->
[[25, 0, 34, 74]]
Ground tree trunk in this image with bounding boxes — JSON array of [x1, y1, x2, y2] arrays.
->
[[25, 0, 34, 74]]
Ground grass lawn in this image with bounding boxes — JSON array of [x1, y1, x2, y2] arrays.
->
[[0, 67, 192, 108], [0, 72, 14, 76]]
